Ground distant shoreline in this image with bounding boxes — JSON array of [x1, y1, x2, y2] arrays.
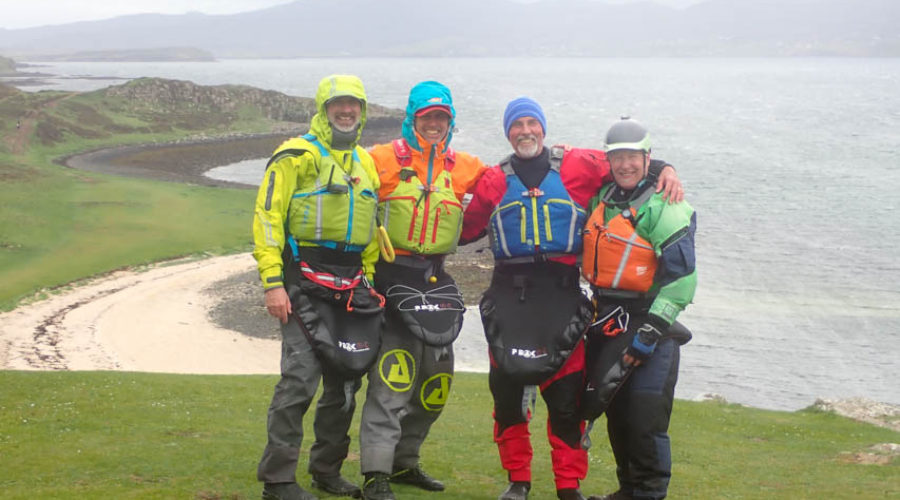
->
[[61, 122, 401, 188]]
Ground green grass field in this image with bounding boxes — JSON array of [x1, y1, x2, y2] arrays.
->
[[0, 371, 897, 500], [1, 84, 263, 310]]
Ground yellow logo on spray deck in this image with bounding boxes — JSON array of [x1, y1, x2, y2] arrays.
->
[[420, 373, 452, 412], [379, 349, 416, 392]]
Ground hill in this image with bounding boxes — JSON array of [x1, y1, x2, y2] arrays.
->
[[0, 0, 897, 58], [1, 77, 400, 151]]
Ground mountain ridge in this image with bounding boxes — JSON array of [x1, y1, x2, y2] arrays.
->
[[0, 0, 897, 58]]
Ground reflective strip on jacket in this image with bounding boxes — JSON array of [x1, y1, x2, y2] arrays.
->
[[252, 75, 380, 289], [461, 147, 614, 266], [582, 197, 657, 292], [583, 183, 697, 326], [371, 134, 486, 256], [286, 135, 378, 249], [489, 147, 586, 259]]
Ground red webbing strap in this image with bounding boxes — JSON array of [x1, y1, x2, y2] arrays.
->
[[299, 261, 363, 291], [392, 139, 412, 167]]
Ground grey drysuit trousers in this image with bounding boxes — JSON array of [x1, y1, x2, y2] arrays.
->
[[358, 309, 455, 474], [256, 314, 362, 483]]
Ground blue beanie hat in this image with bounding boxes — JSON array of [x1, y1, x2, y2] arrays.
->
[[503, 97, 546, 138]]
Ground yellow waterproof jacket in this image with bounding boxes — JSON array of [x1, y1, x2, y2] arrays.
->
[[252, 75, 381, 289]]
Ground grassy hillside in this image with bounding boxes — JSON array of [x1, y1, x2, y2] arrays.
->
[[0, 78, 401, 310], [0, 371, 896, 499]]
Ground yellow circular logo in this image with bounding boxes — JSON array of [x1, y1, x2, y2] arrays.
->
[[420, 373, 453, 412], [378, 349, 416, 392]]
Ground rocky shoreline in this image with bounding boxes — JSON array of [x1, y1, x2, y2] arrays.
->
[[60, 119, 403, 189]]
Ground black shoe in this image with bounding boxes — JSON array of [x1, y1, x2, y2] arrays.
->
[[558, 488, 587, 500], [311, 474, 362, 498], [588, 491, 633, 500], [362, 473, 395, 500], [499, 481, 531, 500], [390, 464, 445, 491], [262, 482, 319, 500]]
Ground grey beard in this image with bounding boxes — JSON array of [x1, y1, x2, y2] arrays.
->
[[330, 124, 359, 150]]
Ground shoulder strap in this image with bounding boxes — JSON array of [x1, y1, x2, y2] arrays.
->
[[498, 154, 515, 176], [303, 134, 329, 157], [549, 146, 564, 173], [392, 139, 412, 167], [599, 183, 616, 205], [445, 148, 456, 172], [600, 183, 655, 227]]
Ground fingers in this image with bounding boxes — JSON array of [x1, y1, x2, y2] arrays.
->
[[623, 354, 644, 367], [266, 303, 289, 324]]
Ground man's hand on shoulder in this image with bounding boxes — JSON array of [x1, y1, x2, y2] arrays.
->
[[656, 164, 684, 204]]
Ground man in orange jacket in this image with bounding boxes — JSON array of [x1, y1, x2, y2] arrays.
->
[[358, 80, 488, 500]]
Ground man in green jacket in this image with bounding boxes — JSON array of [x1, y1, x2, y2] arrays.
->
[[252, 74, 384, 500], [581, 118, 697, 500]]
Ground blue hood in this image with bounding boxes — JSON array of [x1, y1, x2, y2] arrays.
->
[[401, 80, 456, 153]]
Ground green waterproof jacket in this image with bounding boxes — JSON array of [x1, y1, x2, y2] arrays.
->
[[588, 184, 697, 326], [252, 75, 381, 290]]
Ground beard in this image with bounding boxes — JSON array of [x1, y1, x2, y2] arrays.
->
[[514, 135, 541, 159], [331, 119, 360, 134]]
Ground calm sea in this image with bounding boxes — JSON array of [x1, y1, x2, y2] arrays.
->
[[21, 58, 900, 411]]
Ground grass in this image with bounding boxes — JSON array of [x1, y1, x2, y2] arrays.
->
[[0, 83, 269, 310], [0, 371, 896, 500], [0, 150, 255, 309]]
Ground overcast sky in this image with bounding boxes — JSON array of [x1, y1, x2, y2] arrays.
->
[[0, 0, 295, 29], [0, 0, 704, 30]]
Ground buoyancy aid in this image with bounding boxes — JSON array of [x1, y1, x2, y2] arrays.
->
[[489, 147, 587, 261], [582, 184, 658, 292], [379, 138, 463, 255], [277, 134, 379, 254]]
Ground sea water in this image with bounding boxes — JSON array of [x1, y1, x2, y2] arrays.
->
[[21, 58, 900, 410]]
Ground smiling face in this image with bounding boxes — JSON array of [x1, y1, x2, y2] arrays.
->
[[507, 116, 545, 159], [414, 108, 451, 145], [607, 149, 649, 190], [325, 96, 362, 133]]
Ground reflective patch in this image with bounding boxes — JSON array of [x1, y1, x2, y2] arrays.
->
[[420, 373, 452, 412], [378, 349, 416, 392], [265, 170, 276, 210]]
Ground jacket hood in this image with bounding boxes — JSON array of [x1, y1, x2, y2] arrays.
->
[[310, 74, 368, 149], [402, 80, 456, 153]]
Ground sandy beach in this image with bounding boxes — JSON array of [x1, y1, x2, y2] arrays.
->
[[0, 251, 490, 375], [0, 254, 279, 373]]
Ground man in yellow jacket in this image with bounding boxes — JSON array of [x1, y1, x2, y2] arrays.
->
[[253, 74, 384, 500], [358, 81, 487, 500]]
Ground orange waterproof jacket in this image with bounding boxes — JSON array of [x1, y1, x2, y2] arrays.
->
[[371, 131, 487, 255]]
